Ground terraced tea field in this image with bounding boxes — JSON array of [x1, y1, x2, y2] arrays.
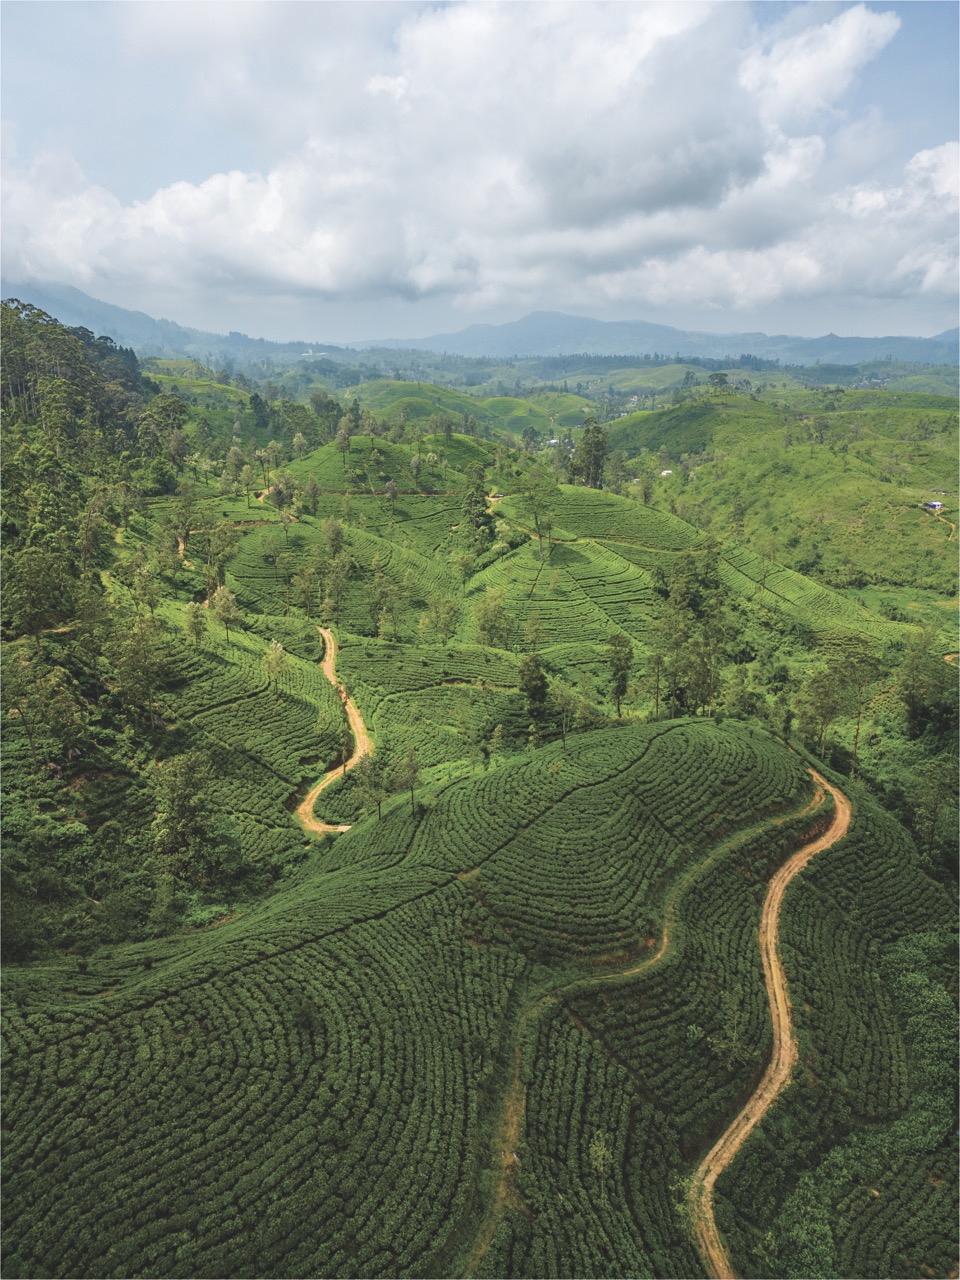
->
[[3, 718, 954, 1279]]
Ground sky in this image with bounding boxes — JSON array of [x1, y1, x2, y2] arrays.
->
[[2, 1, 957, 344]]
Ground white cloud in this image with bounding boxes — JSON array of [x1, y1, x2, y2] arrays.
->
[[740, 3, 901, 126], [2, 1, 956, 336]]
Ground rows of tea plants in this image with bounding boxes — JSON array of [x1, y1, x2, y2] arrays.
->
[[224, 517, 455, 634], [225, 522, 321, 615], [467, 543, 543, 601], [564, 803, 824, 1144], [717, 544, 898, 642], [830, 1147, 957, 1280], [476, 1008, 700, 1278], [337, 640, 520, 697], [349, 526, 459, 606], [387, 688, 523, 765], [547, 541, 659, 641], [169, 625, 342, 781], [354, 497, 468, 559], [542, 487, 705, 549], [713, 783, 957, 1279], [7, 711, 947, 1278], [243, 613, 325, 662], [158, 616, 344, 866], [292, 437, 468, 499], [464, 543, 625, 648], [594, 539, 698, 577], [1, 855, 531, 1279], [405, 723, 808, 966]]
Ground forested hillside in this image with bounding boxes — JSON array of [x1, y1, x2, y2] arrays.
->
[[2, 300, 956, 1279]]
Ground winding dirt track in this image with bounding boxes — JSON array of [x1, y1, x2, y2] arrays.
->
[[464, 774, 838, 1277], [464, 927, 673, 1276], [294, 627, 373, 836], [688, 769, 852, 1279], [935, 513, 957, 542], [464, 769, 849, 1278], [920, 505, 957, 542]]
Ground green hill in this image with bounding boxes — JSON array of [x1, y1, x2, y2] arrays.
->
[[608, 393, 958, 599], [341, 378, 594, 437], [3, 722, 953, 1279]]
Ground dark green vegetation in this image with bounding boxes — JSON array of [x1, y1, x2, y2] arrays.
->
[[2, 299, 956, 1278]]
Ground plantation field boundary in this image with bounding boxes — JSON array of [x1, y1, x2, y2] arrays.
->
[[688, 769, 852, 1280], [295, 627, 374, 835], [462, 767, 838, 1278]]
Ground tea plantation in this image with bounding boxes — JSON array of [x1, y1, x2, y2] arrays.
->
[[3, 721, 954, 1278], [2, 302, 956, 1279]]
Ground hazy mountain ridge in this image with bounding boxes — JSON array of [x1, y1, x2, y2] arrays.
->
[[3, 279, 956, 367], [0, 279, 345, 362], [361, 309, 960, 364]]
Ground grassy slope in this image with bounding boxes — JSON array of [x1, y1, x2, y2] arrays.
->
[[609, 393, 958, 601]]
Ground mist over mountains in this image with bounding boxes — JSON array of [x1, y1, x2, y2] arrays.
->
[[358, 310, 960, 365], [3, 278, 957, 367]]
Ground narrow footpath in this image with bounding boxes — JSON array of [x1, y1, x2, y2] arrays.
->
[[295, 627, 373, 835], [921, 505, 957, 542], [463, 769, 841, 1279], [688, 769, 852, 1279]]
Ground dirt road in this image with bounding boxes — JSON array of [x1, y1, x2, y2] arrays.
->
[[295, 627, 373, 836], [688, 768, 852, 1279], [462, 775, 835, 1278]]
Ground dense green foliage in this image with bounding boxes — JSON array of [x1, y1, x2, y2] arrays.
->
[[2, 299, 956, 1279]]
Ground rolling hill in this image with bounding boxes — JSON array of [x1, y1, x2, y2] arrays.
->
[[2, 298, 956, 1280]]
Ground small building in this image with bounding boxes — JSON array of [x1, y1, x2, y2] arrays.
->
[[924, 500, 945, 510], [660, 469, 673, 477]]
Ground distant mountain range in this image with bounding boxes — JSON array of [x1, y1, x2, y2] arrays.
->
[[0, 279, 343, 363], [3, 278, 957, 367], [359, 310, 960, 365]]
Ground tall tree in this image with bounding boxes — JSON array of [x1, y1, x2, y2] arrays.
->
[[837, 647, 883, 776], [572, 417, 607, 488], [515, 462, 560, 561], [519, 651, 550, 725], [151, 751, 240, 880], [426, 595, 460, 645], [355, 754, 387, 821], [550, 680, 577, 749], [474, 588, 510, 649], [183, 602, 207, 647], [393, 745, 420, 817], [262, 639, 289, 684], [210, 585, 240, 642], [302, 474, 321, 517], [110, 611, 168, 728], [204, 519, 240, 597], [606, 632, 634, 717]]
